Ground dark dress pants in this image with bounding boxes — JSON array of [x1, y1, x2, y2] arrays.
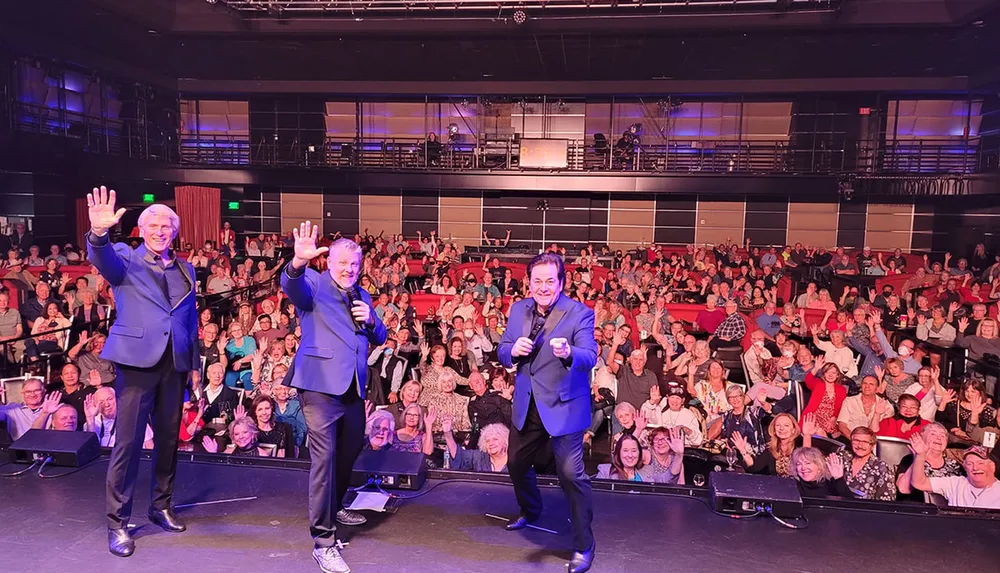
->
[[507, 395, 595, 552], [106, 348, 186, 529], [299, 385, 365, 548]]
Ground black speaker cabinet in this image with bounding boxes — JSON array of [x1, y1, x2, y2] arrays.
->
[[9, 429, 100, 467], [709, 471, 804, 518]]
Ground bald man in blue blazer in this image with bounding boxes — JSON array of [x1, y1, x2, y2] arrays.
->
[[281, 222, 386, 573]]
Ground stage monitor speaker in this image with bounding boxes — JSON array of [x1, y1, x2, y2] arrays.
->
[[8, 429, 100, 467], [350, 448, 427, 491], [709, 472, 803, 519]]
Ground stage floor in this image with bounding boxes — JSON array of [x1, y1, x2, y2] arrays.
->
[[1, 459, 998, 573]]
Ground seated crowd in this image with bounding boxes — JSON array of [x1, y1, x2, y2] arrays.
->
[[3, 227, 1000, 511]]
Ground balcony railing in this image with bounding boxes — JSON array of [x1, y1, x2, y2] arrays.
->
[[233, 135, 993, 176], [10, 100, 995, 176]]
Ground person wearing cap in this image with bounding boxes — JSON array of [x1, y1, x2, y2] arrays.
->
[[658, 383, 703, 447], [910, 439, 1000, 509], [856, 246, 876, 276]]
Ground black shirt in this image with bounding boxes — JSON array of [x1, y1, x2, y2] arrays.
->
[[468, 391, 513, 428]]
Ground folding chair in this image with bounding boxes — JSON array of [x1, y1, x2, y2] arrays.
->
[[0, 375, 36, 405], [874, 436, 912, 469]]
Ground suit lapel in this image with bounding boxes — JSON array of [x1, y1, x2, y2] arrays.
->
[[540, 294, 569, 340], [521, 300, 533, 339]]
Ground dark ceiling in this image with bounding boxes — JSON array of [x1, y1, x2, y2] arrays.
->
[[1, 0, 999, 93]]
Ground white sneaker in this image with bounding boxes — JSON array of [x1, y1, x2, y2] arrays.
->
[[313, 547, 351, 573]]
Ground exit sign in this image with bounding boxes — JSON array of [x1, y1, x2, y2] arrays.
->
[[142, 193, 155, 204], [859, 107, 872, 115], [227, 201, 240, 211]]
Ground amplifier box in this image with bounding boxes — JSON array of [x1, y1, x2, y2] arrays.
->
[[9, 429, 100, 467], [709, 472, 803, 519], [350, 449, 427, 491]]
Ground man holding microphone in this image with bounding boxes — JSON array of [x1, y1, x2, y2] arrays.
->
[[281, 221, 386, 573], [498, 253, 598, 573]]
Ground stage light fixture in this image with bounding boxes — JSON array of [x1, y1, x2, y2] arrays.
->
[[513, 9, 527, 25], [629, 123, 643, 136], [447, 123, 460, 136]]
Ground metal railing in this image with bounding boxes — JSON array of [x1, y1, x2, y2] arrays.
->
[[14, 101, 126, 156], [10, 99, 995, 176], [219, 0, 839, 15], [235, 135, 993, 175]]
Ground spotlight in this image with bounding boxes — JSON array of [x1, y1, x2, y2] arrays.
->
[[629, 123, 643, 136], [513, 9, 527, 25], [535, 200, 550, 211], [447, 123, 460, 136]]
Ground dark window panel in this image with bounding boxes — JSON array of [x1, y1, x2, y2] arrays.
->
[[655, 210, 697, 228], [262, 203, 282, 218], [654, 227, 696, 245]]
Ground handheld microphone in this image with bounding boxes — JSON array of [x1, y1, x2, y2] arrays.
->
[[346, 283, 365, 333]]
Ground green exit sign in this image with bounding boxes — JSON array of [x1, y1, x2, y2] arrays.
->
[[142, 193, 155, 204], [227, 201, 240, 211]]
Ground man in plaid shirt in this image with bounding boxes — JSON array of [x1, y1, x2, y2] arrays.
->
[[710, 300, 746, 351]]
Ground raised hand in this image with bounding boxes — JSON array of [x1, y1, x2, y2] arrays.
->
[[87, 186, 126, 235], [668, 426, 685, 454], [634, 412, 648, 435], [730, 431, 749, 454], [424, 407, 437, 429], [875, 399, 888, 416], [234, 403, 246, 420], [968, 393, 986, 415], [83, 393, 99, 421], [495, 379, 514, 401], [958, 317, 970, 332], [801, 412, 817, 436], [41, 391, 63, 415], [940, 388, 957, 406], [441, 415, 453, 434], [291, 221, 328, 269], [826, 453, 845, 479], [201, 435, 219, 454], [916, 313, 927, 325], [364, 400, 375, 419], [909, 433, 929, 456], [88, 369, 102, 387], [874, 365, 885, 381], [250, 348, 265, 371]]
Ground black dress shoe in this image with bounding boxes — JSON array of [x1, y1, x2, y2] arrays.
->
[[148, 508, 186, 533], [567, 543, 596, 573], [108, 528, 135, 558], [504, 514, 538, 531]]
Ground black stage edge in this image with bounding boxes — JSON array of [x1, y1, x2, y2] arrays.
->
[[1, 457, 998, 573]]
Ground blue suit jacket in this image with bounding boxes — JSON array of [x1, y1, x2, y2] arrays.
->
[[281, 266, 387, 397], [86, 233, 200, 371], [498, 294, 598, 437]]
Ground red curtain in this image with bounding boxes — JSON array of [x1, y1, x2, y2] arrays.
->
[[74, 197, 89, 247], [174, 186, 221, 250]]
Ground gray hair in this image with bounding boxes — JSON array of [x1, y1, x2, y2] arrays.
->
[[614, 402, 636, 419], [365, 409, 396, 442], [137, 204, 181, 233], [329, 237, 363, 259], [477, 423, 510, 454]]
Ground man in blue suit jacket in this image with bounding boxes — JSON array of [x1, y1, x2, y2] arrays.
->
[[281, 222, 386, 573], [498, 253, 598, 573], [86, 187, 199, 558]]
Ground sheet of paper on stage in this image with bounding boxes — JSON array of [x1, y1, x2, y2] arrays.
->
[[347, 491, 391, 512]]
